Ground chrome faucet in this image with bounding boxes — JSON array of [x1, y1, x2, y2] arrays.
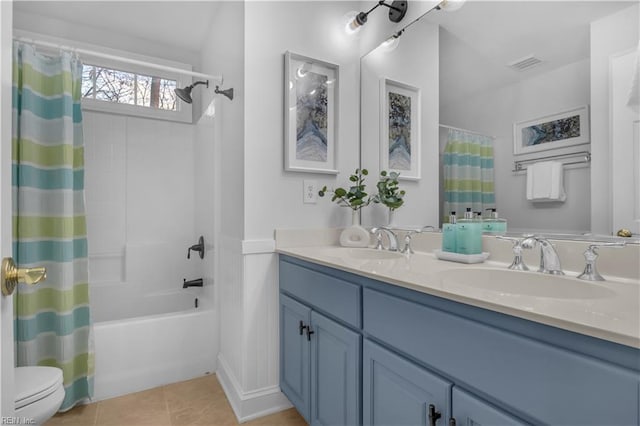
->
[[496, 236, 531, 271], [370, 227, 398, 251], [399, 226, 436, 254], [577, 242, 626, 281], [521, 236, 564, 275]]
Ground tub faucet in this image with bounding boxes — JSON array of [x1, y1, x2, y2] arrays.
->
[[183, 278, 203, 288], [187, 236, 205, 259], [521, 236, 564, 275]]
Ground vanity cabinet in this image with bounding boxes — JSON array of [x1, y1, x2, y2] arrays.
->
[[279, 261, 361, 426], [279, 255, 640, 426]]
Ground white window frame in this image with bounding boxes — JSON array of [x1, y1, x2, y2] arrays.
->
[[14, 30, 194, 123]]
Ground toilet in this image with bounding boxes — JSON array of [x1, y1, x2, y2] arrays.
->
[[15, 366, 65, 425]]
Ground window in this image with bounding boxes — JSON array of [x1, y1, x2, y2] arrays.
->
[[81, 65, 178, 111]]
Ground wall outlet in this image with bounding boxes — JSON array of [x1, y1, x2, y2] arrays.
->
[[303, 180, 317, 204]]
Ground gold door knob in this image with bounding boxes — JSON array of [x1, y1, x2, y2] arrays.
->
[[1, 257, 46, 296]]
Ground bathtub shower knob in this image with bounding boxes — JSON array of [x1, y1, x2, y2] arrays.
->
[[187, 236, 205, 259]]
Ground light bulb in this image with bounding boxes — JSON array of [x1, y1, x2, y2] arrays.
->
[[343, 11, 363, 36], [439, 0, 466, 12], [379, 36, 400, 51]]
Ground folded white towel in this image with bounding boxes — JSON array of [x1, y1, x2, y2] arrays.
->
[[526, 160, 566, 202]]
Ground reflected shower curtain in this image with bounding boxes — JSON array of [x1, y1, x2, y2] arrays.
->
[[12, 42, 93, 410], [443, 129, 495, 221]]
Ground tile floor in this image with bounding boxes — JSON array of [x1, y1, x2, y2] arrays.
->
[[45, 374, 306, 426]]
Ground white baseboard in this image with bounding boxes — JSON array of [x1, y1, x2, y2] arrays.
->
[[216, 354, 293, 423]]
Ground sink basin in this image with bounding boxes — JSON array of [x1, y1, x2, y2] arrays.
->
[[438, 268, 616, 299], [315, 247, 404, 261]]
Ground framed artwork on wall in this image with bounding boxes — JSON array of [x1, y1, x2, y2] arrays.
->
[[513, 105, 590, 155], [380, 78, 421, 180], [284, 51, 339, 174]]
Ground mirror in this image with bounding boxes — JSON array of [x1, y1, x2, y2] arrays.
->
[[360, 0, 639, 239]]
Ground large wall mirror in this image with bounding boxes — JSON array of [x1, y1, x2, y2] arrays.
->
[[360, 0, 639, 239]]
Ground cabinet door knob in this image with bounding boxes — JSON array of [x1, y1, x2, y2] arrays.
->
[[428, 404, 442, 426], [306, 326, 315, 341], [299, 320, 308, 336]]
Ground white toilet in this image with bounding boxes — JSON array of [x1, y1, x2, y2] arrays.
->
[[15, 366, 65, 425]]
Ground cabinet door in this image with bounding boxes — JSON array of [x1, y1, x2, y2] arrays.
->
[[363, 339, 452, 426], [280, 294, 312, 423], [310, 311, 361, 426], [452, 388, 526, 426]]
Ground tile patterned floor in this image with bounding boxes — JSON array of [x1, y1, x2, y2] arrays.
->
[[45, 375, 306, 426]]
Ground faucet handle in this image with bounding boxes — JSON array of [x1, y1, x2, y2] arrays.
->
[[577, 242, 626, 281], [496, 236, 530, 271]]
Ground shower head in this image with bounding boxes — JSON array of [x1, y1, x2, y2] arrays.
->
[[174, 80, 209, 104], [214, 86, 234, 101]]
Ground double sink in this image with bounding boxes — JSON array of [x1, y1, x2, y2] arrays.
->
[[311, 247, 619, 300]]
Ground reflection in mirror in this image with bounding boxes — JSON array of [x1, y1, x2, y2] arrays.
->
[[360, 1, 639, 240]]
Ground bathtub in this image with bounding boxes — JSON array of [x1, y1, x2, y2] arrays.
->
[[92, 289, 217, 401]]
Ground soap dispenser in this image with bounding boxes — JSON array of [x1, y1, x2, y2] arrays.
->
[[483, 208, 507, 234], [456, 208, 482, 254], [441, 212, 457, 253]]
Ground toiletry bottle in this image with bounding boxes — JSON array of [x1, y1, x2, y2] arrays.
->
[[441, 212, 457, 253], [482, 208, 508, 234], [456, 208, 482, 255]]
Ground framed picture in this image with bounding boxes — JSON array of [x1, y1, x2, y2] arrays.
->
[[380, 78, 421, 180], [513, 105, 590, 155], [284, 51, 339, 174]]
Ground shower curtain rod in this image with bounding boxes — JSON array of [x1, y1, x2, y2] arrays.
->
[[439, 124, 496, 139], [13, 36, 223, 83]]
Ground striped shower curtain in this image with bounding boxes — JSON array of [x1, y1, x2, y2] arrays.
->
[[443, 129, 495, 221], [12, 42, 93, 410]]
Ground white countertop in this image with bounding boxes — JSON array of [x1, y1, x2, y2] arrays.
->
[[277, 245, 640, 349]]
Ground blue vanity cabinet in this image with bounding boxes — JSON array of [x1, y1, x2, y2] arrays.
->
[[310, 311, 360, 426], [451, 388, 526, 426], [280, 294, 312, 423], [279, 258, 362, 425], [279, 255, 640, 426], [363, 339, 452, 426]]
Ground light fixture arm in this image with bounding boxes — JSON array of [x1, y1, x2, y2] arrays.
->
[[355, 1, 408, 27]]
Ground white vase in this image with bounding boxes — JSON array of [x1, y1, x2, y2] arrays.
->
[[387, 208, 396, 226], [339, 210, 370, 248]]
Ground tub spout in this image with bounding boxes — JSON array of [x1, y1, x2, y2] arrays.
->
[[183, 278, 203, 288]]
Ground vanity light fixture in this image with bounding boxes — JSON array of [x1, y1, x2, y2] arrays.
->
[[436, 0, 467, 12], [379, 29, 404, 51], [346, 1, 408, 34]]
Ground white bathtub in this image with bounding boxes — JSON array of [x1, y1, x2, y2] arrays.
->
[[92, 290, 217, 401]]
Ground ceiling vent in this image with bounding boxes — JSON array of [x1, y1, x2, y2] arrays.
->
[[507, 55, 543, 72]]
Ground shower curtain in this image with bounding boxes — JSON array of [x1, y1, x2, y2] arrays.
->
[[443, 128, 495, 221], [12, 42, 93, 410]]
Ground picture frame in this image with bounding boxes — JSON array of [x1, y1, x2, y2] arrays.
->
[[284, 51, 339, 174], [513, 105, 590, 156], [380, 78, 421, 180]]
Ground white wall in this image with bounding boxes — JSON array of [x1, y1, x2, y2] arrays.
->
[[590, 3, 639, 235], [244, 1, 362, 239], [83, 112, 200, 321], [441, 59, 591, 233], [360, 21, 440, 228]]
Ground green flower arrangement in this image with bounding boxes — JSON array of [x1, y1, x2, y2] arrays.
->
[[373, 171, 405, 211], [319, 168, 371, 211], [319, 169, 406, 213]]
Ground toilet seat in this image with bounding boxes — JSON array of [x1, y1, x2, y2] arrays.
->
[[15, 366, 64, 409]]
